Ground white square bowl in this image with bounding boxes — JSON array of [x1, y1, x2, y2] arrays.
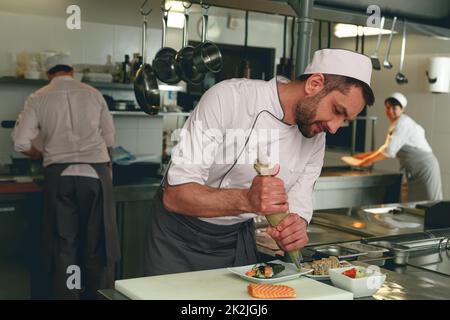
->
[[329, 266, 386, 298]]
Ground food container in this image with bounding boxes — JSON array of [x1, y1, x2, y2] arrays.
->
[[329, 266, 386, 298], [339, 242, 389, 258], [364, 241, 410, 265], [313, 244, 368, 260]]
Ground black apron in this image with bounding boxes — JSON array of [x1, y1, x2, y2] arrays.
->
[[41, 162, 120, 272], [144, 187, 259, 276]]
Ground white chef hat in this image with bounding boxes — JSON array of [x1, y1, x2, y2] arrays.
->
[[387, 92, 407, 108], [303, 49, 372, 87], [45, 53, 73, 72]]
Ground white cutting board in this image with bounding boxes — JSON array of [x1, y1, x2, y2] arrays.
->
[[115, 267, 353, 300]]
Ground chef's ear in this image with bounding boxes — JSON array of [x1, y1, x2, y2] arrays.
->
[[304, 73, 325, 95]]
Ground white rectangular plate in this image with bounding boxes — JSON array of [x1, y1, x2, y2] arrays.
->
[[227, 260, 313, 284]]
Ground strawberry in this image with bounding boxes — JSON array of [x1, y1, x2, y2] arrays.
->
[[342, 268, 357, 278]]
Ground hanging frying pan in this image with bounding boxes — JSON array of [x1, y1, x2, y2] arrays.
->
[[134, 2, 160, 115], [152, 4, 180, 84]]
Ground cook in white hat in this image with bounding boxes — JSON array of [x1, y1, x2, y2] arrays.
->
[[143, 48, 376, 276], [45, 53, 73, 74], [346, 91, 443, 201], [12, 51, 119, 298]]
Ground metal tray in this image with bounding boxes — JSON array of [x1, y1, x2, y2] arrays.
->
[[339, 242, 389, 258], [399, 237, 447, 252], [312, 244, 368, 260], [362, 237, 449, 265]]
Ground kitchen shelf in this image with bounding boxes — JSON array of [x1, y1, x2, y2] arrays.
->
[[0, 77, 185, 92], [110, 111, 191, 117]]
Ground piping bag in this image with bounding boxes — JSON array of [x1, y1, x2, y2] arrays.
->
[[253, 147, 303, 271]]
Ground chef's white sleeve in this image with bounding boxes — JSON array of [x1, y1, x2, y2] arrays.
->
[[380, 121, 408, 158], [287, 134, 325, 223], [12, 97, 40, 152], [166, 85, 228, 186]]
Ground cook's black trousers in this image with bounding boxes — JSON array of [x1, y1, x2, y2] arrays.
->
[[50, 176, 114, 299]]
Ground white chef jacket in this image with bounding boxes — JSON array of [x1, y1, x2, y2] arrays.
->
[[380, 114, 432, 158], [12, 76, 114, 178], [166, 77, 325, 225]]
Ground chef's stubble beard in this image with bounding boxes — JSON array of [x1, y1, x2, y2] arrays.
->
[[295, 93, 324, 138]]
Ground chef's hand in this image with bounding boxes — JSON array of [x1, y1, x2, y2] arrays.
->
[[265, 213, 309, 251], [247, 165, 289, 215]]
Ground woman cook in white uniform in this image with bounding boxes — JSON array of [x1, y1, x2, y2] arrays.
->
[[347, 92, 443, 201]]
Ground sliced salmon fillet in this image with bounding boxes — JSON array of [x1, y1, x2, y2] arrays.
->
[[247, 283, 296, 299]]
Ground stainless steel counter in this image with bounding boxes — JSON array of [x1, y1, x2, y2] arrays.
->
[[100, 200, 450, 300], [312, 202, 426, 237], [314, 167, 403, 210]]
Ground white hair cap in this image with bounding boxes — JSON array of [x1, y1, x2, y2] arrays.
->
[[303, 48, 373, 87], [388, 92, 407, 108], [45, 53, 73, 72]]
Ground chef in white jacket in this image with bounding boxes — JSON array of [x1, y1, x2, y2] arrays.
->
[[347, 92, 442, 201], [12, 54, 120, 299], [144, 49, 375, 276]]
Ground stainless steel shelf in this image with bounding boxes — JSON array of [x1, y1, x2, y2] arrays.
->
[[0, 77, 185, 92], [110, 111, 191, 117]]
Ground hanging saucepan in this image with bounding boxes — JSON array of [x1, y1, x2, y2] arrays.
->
[[152, 5, 180, 84], [175, 2, 204, 84], [134, 2, 160, 115], [192, 4, 222, 73]]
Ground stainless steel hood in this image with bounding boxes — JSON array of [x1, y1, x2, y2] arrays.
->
[[315, 0, 450, 20]]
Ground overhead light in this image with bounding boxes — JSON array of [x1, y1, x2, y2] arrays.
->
[[334, 23, 396, 38], [164, 1, 185, 29], [167, 12, 184, 29], [165, 0, 185, 12]]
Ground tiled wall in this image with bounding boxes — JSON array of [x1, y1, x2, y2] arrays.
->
[[0, 11, 162, 76], [113, 114, 163, 157], [0, 11, 164, 165]]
